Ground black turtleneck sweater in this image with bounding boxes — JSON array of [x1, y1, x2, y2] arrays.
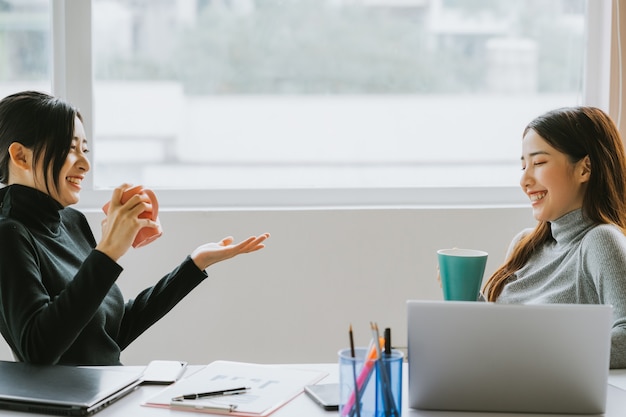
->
[[0, 184, 208, 365]]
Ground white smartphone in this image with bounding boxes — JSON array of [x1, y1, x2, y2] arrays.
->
[[304, 383, 340, 411], [141, 360, 188, 385]]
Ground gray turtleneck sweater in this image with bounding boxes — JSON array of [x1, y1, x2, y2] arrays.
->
[[496, 209, 626, 368]]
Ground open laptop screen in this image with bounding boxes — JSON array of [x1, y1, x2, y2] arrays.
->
[[407, 300, 612, 414]]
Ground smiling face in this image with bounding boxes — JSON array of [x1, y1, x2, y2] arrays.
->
[[48, 116, 90, 206], [32, 116, 91, 207], [520, 129, 590, 222]]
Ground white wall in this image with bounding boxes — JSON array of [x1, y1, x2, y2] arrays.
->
[[0, 206, 534, 365]]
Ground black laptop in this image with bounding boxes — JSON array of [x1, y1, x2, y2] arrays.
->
[[0, 360, 143, 416]]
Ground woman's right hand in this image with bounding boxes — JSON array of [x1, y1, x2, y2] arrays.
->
[[96, 184, 159, 261]]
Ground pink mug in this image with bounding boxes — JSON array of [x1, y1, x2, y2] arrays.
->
[[102, 185, 163, 248]]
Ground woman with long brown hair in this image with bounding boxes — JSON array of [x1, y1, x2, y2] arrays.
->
[[482, 106, 626, 368]]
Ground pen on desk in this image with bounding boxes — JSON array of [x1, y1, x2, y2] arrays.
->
[[171, 387, 250, 401]]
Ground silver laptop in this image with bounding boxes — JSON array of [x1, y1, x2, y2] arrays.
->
[[0, 361, 143, 416], [407, 300, 613, 414]]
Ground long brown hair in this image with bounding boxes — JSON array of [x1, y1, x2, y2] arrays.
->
[[483, 107, 626, 301]]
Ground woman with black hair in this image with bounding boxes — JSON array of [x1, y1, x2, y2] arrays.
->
[[0, 91, 269, 365]]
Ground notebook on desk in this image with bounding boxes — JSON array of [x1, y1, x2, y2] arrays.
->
[[0, 360, 143, 416], [406, 300, 613, 414]]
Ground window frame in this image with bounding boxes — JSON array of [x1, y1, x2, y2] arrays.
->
[[52, 0, 615, 210]]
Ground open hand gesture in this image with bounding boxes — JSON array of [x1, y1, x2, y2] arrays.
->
[[191, 233, 270, 271]]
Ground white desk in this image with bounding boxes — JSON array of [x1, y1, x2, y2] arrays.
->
[[4, 364, 626, 416]]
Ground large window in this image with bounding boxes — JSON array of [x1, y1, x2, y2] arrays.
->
[[0, 1, 50, 97], [91, 0, 587, 194], [0, 0, 610, 207]]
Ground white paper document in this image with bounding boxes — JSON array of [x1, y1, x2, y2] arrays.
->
[[143, 361, 327, 416]]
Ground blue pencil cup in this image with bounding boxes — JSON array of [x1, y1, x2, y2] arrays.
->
[[338, 347, 403, 417]]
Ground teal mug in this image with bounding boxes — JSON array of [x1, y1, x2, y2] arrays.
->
[[438, 248, 488, 301]]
